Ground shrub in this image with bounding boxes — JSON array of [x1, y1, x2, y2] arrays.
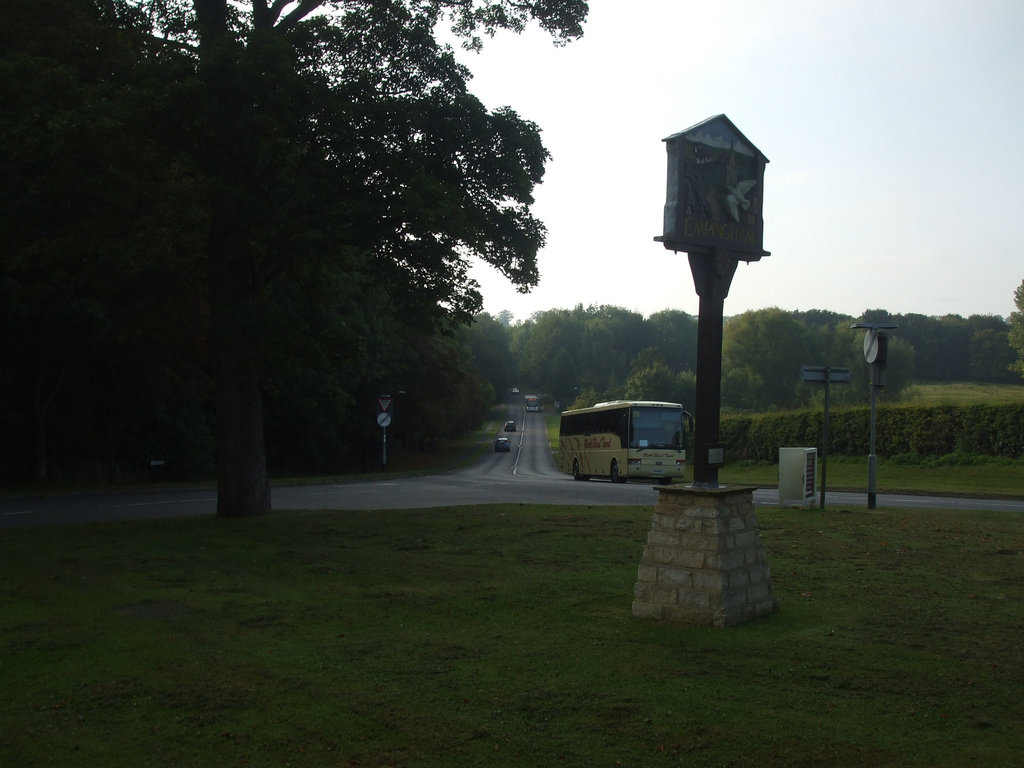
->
[[722, 403, 1024, 461]]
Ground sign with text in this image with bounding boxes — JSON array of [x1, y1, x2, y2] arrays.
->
[[656, 114, 769, 261], [800, 366, 851, 384]]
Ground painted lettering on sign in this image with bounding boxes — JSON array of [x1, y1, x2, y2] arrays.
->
[[585, 437, 613, 449], [684, 216, 758, 247]]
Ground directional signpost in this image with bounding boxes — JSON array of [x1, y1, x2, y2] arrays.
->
[[801, 365, 851, 509]]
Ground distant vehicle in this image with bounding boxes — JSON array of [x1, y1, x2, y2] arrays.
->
[[504, 421, 516, 432], [524, 395, 539, 412], [511, 387, 520, 394], [557, 400, 692, 484], [494, 437, 512, 452]]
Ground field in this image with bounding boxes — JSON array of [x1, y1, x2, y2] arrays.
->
[[901, 381, 1024, 405], [2, 503, 1022, 767]]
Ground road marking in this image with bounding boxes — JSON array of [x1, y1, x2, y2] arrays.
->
[[3, 510, 33, 516], [511, 424, 525, 475]]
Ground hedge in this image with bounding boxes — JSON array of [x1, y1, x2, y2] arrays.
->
[[720, 403, 1024, 462]]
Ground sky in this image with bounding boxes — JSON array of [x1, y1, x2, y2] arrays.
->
[[449, 0, 1024, 323]]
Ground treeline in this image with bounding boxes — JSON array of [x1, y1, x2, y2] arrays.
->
[[2, 297, 1018, 484], [466, 305, 1020, 412], [0, 311, 493, 484]]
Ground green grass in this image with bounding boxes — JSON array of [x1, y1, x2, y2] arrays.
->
[[719, 455, 1024, 497], [2, 504, 1022, 767], [901, 381, 1024, 405]]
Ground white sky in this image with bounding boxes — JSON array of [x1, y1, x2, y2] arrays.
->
[[453, 0, 1024, 323]]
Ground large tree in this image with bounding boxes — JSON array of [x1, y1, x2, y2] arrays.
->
[[721, 308, 811, 410], [125, 0, 588, 515]]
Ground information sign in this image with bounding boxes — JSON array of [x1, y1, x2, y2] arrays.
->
[[800, 366, 851, 384]]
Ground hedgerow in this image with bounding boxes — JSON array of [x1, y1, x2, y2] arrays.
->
[[721, 403, 1024, 462]]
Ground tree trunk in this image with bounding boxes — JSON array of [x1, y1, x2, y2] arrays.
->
[[213, 312, 271, 517], [32, 395, 47, 482], [194, 0, 273, 517], [208, 184, 271, 516], [214, 361, 271, 517]]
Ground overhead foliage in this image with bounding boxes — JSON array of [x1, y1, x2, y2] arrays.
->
[[0, 0, 212, 481], [1, 0, 590, 505]]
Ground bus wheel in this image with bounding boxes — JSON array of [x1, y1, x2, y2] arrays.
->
[[610, 460, 624, 483], [572, 459, 589, 482]]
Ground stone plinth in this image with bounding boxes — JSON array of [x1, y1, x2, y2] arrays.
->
[[632, 485, 778, 627]]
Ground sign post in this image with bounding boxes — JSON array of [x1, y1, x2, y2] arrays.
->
[[655, 115, 769, 487], [376, 395, 393, 469], [850, 323, 898, 508], [636, 116, 779, 628], [800, 366, 851, 509]]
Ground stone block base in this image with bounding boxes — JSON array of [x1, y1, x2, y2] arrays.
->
[[632, 485, 779, 627]]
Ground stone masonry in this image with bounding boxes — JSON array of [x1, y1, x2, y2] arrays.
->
[[632, 485, 779, 627]]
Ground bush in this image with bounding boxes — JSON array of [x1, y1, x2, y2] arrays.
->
[[722, 403, 1024, 461]]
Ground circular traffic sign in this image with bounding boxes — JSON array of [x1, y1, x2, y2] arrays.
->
[[376, 412, 392, 427], [863, 330, 880, 364]]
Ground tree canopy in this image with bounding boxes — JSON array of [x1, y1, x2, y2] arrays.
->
[[473, 304, 1016, 414], [1, 0, 589, 511]]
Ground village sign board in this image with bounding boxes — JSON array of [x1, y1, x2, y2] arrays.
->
[[654, 115, 769, 487], [656, 114, 769, 262]]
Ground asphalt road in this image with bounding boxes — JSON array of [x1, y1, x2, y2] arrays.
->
[[2, 408, 1022, 528]]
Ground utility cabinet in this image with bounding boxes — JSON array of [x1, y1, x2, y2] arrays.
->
[[778, 447, 817, 505]]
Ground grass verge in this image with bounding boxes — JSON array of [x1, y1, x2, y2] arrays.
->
[[2, 503, 1022, 767], [717, 455, 1024, 497]]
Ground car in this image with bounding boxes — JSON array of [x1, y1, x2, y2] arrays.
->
[[511, 387, 520, 394], [494, 437, 512, 452], [503, 421, 516, 432]]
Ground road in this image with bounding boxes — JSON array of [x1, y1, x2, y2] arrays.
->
[[2, 408, 1022, 528]]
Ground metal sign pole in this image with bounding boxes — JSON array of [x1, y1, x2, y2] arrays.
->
[[799, 366, 849, 510], [376, 396, 393, 470], [868, 378, 877, 509], [821, 373, 830, 510], [850, 323, 897, 510]]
